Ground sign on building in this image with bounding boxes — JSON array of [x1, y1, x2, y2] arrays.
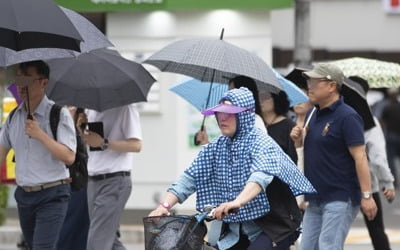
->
[[383, 0, 400, 14]]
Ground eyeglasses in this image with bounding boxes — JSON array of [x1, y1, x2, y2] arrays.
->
[[15, 75, 45, 86], [307, 79, 334, 90]]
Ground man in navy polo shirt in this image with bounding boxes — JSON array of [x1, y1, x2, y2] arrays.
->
[[290, 63, 377, 250]]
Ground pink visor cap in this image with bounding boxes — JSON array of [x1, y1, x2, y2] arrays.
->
[[201, 103, 251, 116]]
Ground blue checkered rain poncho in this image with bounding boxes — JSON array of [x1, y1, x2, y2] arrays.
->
[[185, 87, 315, 223]]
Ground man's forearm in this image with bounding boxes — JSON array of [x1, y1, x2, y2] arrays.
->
[[356, 158, 372, 192], [38, 133, 75, 165], [349, 145, 372, 192], [109, 138, 141, 152], [0, 146, 10, 169]]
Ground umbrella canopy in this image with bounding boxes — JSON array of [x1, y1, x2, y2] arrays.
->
[[170, 79, 229, 111], [285, 66, 312, 90], [144, 38, 282, 93], [342, 78, 375, 131], [46, 49, 156, 112], [0, 7, 113, 68], [286, 67, 375, 130], [271, 69, 309, 107], [0, 0, 82, 52], [331, 57, 400, 88]]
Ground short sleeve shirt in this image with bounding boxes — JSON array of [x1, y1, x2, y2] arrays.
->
[[86, 104, 142, 175], [304, 98, 365, 205], [0, 96, 76, 186]]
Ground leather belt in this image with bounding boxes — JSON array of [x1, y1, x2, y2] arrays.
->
[[21, 179, 71, 192], [89, 171, 130, 181]]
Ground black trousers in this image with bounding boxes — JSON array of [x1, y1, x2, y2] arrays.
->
[[362, 192, 391, 250], [227, 231, 297, 250]]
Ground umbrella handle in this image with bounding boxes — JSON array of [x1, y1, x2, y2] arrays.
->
[[26, 87, 33, 120]]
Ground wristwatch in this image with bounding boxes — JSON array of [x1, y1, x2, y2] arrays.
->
[[160, 202, 171, 210], [101, 138, 109, 150], [362, 191, 372, 199]]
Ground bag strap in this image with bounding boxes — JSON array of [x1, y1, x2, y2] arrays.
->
[[7, 106, 18, 124], [8, 104, 61, 139], [49, 104, 62, 140]]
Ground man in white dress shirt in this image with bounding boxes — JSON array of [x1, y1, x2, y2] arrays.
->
[[84, 103, 142, 250]]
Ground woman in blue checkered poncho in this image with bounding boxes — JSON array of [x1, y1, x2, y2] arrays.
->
[[149, 87, 315, 250]]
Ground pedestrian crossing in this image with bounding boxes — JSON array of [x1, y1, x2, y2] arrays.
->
[[345, 227, 400, 244]]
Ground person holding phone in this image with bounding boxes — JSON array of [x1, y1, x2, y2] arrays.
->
[[83, 103, 142, 250]]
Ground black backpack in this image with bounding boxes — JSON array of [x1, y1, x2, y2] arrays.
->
[[8, 104, 88, 191], [254, 177, 302, 244]]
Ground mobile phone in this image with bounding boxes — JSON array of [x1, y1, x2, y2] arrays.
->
[[88, 122, 104, 151]]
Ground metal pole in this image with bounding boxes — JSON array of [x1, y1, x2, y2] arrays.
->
[[294, 0, 312, 67], [0, 69, 6, 125]]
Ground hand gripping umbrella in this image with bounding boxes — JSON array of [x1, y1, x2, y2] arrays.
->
[[286, 67, 375, 131]]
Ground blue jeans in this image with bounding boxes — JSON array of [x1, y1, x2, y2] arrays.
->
[[300, 199, 359, 250], [15, 184, 71, 250]]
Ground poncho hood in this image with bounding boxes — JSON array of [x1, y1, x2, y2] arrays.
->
[[219, 87, 255, 139]]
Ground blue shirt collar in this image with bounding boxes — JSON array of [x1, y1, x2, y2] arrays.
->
[[34, 95, 51, 117], [16, 95, 51, 118], [316, 97, 343, 116]]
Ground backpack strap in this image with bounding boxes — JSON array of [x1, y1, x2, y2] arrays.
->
[[49, 104, 62, 140], [7, 106, 19, 124]]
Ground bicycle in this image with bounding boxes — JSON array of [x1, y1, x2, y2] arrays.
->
[[143, 205, 218, 250]]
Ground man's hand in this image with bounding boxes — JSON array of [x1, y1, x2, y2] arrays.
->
[[383, 188, 395, 202], [213, 201, 241, 220], [76, 112, 87, 135], [83, 131, 104, 147], [148, 206, 170, 217], [25, 117, 45, 140], [290, 125, 303, 148], [361, 198, 377, 221]]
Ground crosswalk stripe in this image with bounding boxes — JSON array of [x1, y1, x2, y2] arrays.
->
[[345, 227, 400, 244]]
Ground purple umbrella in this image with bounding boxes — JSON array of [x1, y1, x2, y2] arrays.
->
[[7, 83, 22, 105]]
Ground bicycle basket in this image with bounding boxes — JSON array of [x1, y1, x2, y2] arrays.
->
[[143, 215, 207, 250]]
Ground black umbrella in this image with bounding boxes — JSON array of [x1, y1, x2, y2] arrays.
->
[[286, 67, 375, 131], [342, 78, 375, 131], [46, 49, 156, 111], [285, 66, 312, 90], [0, 0, 83, 52], [0, 7, 114, 67]]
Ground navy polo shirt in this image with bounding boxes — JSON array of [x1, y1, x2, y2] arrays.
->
[[304, 98, 364, 205]]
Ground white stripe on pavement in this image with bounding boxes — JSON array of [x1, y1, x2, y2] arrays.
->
[[346, 227, 400, 244]]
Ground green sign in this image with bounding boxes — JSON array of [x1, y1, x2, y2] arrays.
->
[[55, 0, 293, 12]]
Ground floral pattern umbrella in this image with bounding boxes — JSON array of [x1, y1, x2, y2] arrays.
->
[[332, 57, 400, 88]]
